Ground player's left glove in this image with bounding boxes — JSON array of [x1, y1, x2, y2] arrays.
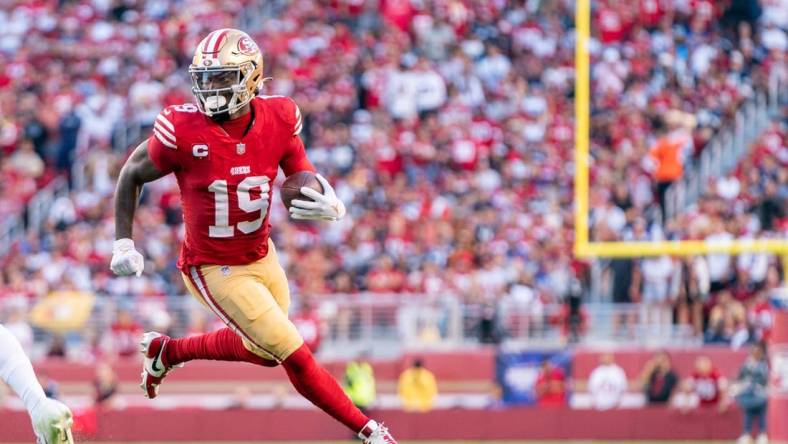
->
[[289, 174, 346, 221]]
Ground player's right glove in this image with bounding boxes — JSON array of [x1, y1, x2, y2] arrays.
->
[[110, 238, 144, 277], [289, 174, 347, 221]]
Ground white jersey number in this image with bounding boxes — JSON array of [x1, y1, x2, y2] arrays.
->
[[208, 176, 270, 238]]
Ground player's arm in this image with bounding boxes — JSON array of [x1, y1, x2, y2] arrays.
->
[[277, 99, 346, 222], [111, 140, 169, 276]]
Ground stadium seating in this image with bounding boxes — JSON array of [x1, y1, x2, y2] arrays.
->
[[0, 0, 784, 356]]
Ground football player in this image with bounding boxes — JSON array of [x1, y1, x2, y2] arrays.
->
[[111, 29, 396, 443], [0, 325, 74, 443]]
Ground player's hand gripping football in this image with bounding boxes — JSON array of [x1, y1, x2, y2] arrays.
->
[[289, 174, 346, 221], [110, 238, 144, 276]]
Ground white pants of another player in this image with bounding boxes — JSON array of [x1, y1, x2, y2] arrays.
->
[[0, 324, 74, 444]]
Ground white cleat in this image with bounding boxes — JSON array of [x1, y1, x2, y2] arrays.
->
[[738, 435, 753, 444], [139, 331, 179, 399], [757, 433, 769, 444], [30, 398, 74, 444], [358, 420, 397, 444]]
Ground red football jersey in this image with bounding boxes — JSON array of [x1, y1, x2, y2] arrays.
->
[[147, 96, 315, 270], [691, 369, 722, 406]]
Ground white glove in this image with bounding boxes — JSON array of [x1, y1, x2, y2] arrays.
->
[[289, 174, 346, 221], [31, 398, 74, 444], [110, 238, 144, 277]]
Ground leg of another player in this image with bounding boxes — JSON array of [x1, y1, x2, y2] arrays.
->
[[0, 324, 74, 444]]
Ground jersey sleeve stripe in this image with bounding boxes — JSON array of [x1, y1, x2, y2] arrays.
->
[[156, 114, 175, 132], [153, 122, 176, 143], [153, 129, 177, 149], [293, 105, 303, 135]]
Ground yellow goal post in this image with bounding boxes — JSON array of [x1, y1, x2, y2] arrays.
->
[[572, 0, 788, 266]]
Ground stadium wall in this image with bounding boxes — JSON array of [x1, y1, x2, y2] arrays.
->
[[1, 406, 747, 441], [1, 347, 770, 442]]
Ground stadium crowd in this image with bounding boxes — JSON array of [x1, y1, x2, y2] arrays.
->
[[0, 0, 786, 356]]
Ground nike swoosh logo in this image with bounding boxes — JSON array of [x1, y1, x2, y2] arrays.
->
[[150, 345, 165, 373]]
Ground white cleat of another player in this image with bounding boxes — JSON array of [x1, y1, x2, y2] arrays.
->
[[30, 398, 74, 444], [139, 331, 179, 399], [358, 420, 397, 444]]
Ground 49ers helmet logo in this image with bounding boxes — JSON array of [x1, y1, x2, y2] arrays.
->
[[237, 36, 258, 55]]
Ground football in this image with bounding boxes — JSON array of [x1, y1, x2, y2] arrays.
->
[[280, 171, 323, 209]]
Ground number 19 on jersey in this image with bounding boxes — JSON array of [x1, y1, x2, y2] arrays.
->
[[207, 176, 270, 238]]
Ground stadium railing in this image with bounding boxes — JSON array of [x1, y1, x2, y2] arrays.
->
[[0, 176, 68, 255], [664, 89, 774, 220], [0, 215, 23, 257], [10, 292, 702, 361]]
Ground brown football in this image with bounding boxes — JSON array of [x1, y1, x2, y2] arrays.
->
[[280, 171, 323, 210]]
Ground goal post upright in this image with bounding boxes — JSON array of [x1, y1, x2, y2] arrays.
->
[[573, 0, 591, 258], [572, 0, 788, 261]]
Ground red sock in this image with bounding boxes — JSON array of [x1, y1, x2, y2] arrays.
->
[[165, 328, 278, 367], [282, 344, 369, 433]]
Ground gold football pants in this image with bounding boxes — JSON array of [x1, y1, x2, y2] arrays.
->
[[182, 239, 304, 362]]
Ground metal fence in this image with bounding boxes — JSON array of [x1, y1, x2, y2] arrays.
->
[[0, 176, 69, 256], [664, 92, 770, 220], [4, 291, 704, 361], [664, 78, 785, 220]]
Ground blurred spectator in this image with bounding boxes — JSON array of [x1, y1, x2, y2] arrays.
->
[[676, 256, 710, 336], [366, 256, 405, 293], [649, 114, 694, 219], [535, 359, 567, 407], [7, 139, 44, 180], [228, 386, 252, 410], [292, 299, 323, 354], [38, 372, 60, 400], [47, 335, 66, 358], [561, 275, 587, 343], [109, 310, 143, 358], [689, 356, 728, 409], [706, 291, 749, 348], [756, 180, 784, 231], [588, 353, 628, 410], [478, 303, 501, 344], [748, 291, 774, 343], [93, 363, 118, 408], [672, 379, 700, 413], [343, 359, 376, 413], [608, 258, 638, 336], [639, 255, 674, 334], [734, 343, 770, 444], [398, 358, 437, 412], [640, 351, 678, 404], [2, 305, 33, 352]]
